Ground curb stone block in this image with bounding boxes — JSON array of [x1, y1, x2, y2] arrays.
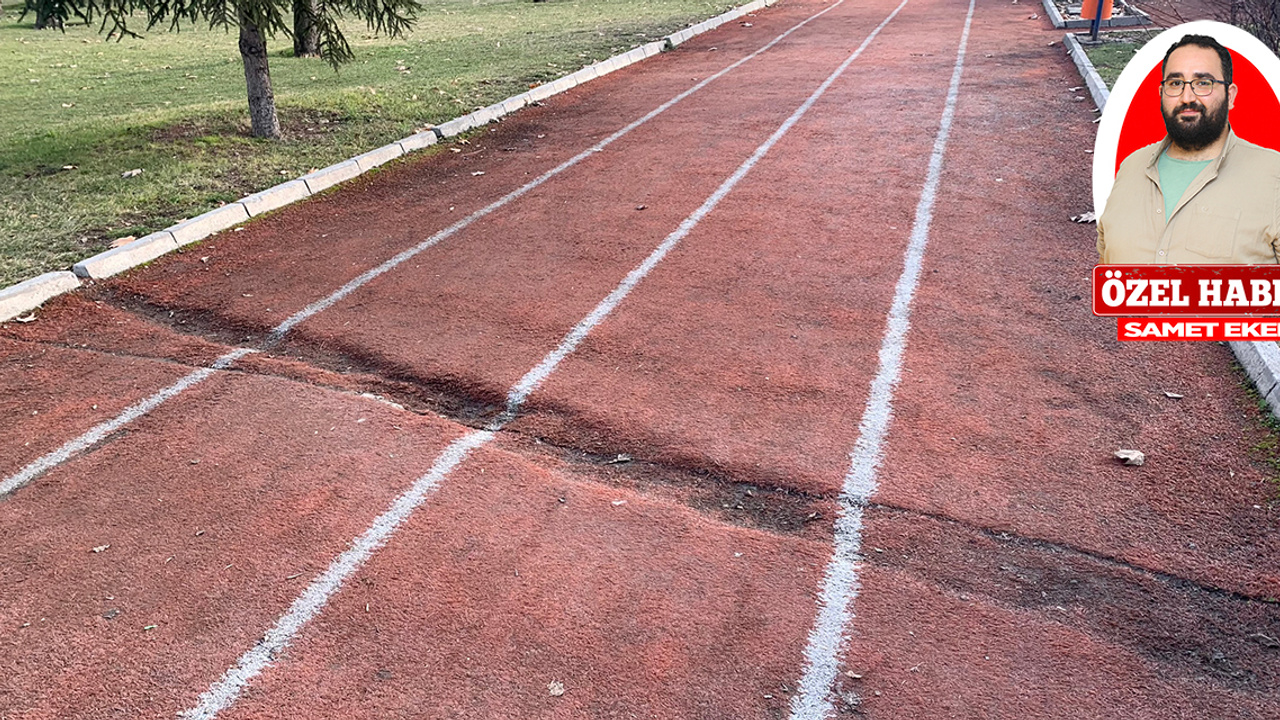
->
[[666, 28, 695, 47], [502, 95, 530, 114], [642, 41, 666, 58], [479, 104, 506, 122], [433, 116, 473, 138], [568, 67, 598, 84], [551, 76, 578, 93], [1064, 33, 1110, 111], [528, 84, 557, 102], [72, 231, 178, 279], [1266, 382, 1280, 423], [619, 48, 645, 67], [0, 271, 81, 322], [1042, 0, 1067, 27], [170, 204, 250, 246], [240, 180, 311, 217], [398, 131, 438, 153], [1232, 341, 1280, 418], [353, 143, 404, 172], [302, 160, 362, 194]]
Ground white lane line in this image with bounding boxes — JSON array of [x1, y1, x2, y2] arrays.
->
[[180, 6, 910, 716], [0, 348, 256, 497], [493, 0, 913, 430], [787, 0, 975, 717], [178, 427, 493, 720], [263, 0, 849, 346], [0, 0, 846, 499]]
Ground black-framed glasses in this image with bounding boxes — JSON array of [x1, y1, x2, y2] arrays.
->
[[1161, 77, 1226, 97]]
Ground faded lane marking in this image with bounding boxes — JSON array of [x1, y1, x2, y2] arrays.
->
[[787, 0, 976, 716]]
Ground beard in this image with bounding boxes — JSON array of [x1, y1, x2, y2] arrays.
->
[[1162, 98, 1229, 152]]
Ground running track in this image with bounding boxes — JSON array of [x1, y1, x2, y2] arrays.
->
[[3, 0, 1278, 717]]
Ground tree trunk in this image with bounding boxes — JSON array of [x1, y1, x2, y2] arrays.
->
[[238, 9, 281, 139], [29, 0, 63, 29], [293, 0, 321, 57]]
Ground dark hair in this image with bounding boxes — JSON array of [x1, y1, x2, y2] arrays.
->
[[1162, 34, 1233, 85]]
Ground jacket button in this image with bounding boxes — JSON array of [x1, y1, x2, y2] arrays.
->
[[1156, 208, 1163, 213]]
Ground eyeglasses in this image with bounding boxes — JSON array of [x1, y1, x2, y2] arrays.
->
[[1161, 77, 1226, 97]]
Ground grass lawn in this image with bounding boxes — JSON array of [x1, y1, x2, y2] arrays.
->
[[1079, 29, 1159, 88], [0, 0, 739, 287]]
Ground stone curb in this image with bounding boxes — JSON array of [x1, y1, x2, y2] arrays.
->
[[170, 203, 251, 247], [240, 180, 311, 217], [0, 0, 778, 322], [353, 143, 405, 172], [301, 159, 363, 194], [665, 0, 772, 48], [0, 272, 81, 322], [1063, 32, 1110, 112], [73, 231, 179, 280], [1232, 339, 1280, 423], [1041, 0, 1151, 29]]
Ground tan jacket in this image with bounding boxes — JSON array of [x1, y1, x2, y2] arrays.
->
[[1097, 129, 1280, 264]]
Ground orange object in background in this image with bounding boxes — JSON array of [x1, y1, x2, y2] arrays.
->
[[1081, 0, 1114, 20]]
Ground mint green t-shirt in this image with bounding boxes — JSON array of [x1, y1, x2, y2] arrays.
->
[[1157, 152, 1212, 223]]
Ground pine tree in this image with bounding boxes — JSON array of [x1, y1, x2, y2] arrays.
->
[[26, 0, 418, 138]]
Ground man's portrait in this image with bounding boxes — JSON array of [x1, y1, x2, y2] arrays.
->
[[1097, 32, 1280, 264]]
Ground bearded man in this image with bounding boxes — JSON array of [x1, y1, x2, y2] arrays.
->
[[1097, 34, 1280, 264]]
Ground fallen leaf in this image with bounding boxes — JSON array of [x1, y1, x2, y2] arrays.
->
[[92, 544, 110, 553], [606, 453, 632, 464], [548, 681, 566, 697], [1114, 449, 1145, 466], [1070, 211, 1097, 223], [611, 500, 627, 506], [110, 236, 136, 248], [14, 314, 37, 323], [1163, 391, 1184, 399], [120, 168, 142, 178], [1251, 632, 1280, 648], [471, 171, 485, 176]]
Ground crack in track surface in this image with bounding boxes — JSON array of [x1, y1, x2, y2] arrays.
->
[[865, 504, 1280, 694], [81, 250, 1280, 697], [505, 431, 836, 540]]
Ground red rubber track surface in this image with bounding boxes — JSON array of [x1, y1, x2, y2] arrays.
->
[[2, 0, 1277, 718]]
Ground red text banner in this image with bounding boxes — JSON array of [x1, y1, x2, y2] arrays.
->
[[1094, 265, 1280, 317]]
